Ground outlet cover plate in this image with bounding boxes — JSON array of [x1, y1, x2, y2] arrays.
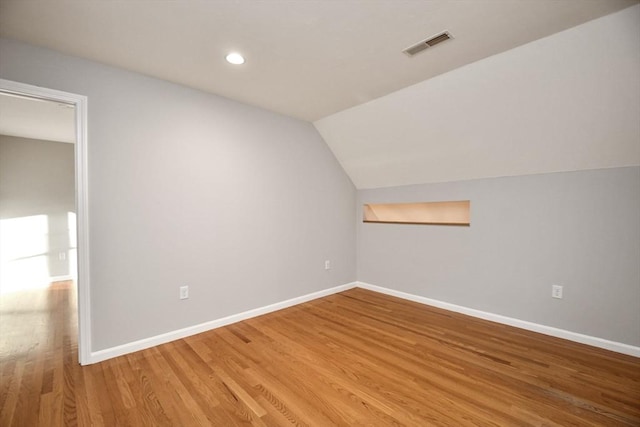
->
[[552, 285, 563, 299]]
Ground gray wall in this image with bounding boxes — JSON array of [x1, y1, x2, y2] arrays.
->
[[0, 135, 75, 278], [0, 38, 356, 351], [358, 167, 640, 346], [2, 37, 636, 353]]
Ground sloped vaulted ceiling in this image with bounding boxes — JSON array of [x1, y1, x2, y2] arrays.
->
[[314, 6, 640, 189]]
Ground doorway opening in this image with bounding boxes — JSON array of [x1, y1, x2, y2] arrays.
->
[[0, 79, 90, 365]]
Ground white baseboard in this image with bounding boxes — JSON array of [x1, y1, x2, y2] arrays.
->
[[89, 280, 639, 364], [89, 282, 358, 364], [356, 282, 640, 358], [49, 275, 74, 282]]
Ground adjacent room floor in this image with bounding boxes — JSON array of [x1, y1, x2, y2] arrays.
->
[[1, 284, 639, 426]]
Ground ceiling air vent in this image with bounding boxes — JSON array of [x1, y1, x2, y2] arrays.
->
[[403, 31, 453, 57]]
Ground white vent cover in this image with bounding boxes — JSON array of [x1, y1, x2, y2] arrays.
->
[[403, 31, 453, 57]]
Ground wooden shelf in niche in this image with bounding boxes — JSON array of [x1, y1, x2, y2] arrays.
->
[[363, 200, 470, 226]]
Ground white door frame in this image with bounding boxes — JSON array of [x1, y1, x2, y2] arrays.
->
[[0, 78, 91, 365]]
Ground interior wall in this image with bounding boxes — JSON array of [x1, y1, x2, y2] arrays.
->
[[0, 38, 357, 352], [0, 135, 76, 281], [358, 167, 640, 346]]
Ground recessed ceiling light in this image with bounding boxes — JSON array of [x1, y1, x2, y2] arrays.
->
[[225, 52, 245, 65]]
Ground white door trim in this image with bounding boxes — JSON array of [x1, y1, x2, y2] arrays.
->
[[0, 78, 91, 365]]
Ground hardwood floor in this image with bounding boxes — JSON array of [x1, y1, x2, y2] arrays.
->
[[1, 284, 639, 426]]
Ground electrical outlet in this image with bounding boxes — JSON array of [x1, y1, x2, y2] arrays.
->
[[179, 285, 189, 300], [58, 252, 66, 261], [552, 285, 563, 299], [325, 260, 331, 270]]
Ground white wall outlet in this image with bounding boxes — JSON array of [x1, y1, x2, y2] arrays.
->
[[179, 285, 189, 300], [58, 252, 66, 261], [325, 260, 331, 270], [552, 285, 563, 299]]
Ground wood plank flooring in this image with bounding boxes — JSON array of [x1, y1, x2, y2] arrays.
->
[[1, 283, 639, 426]]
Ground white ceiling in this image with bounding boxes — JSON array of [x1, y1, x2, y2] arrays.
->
[[316, 5, 640, 188], [0, 0, 636, 122], [0, 93, 76, 143], [1, 0, 637, 189]]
